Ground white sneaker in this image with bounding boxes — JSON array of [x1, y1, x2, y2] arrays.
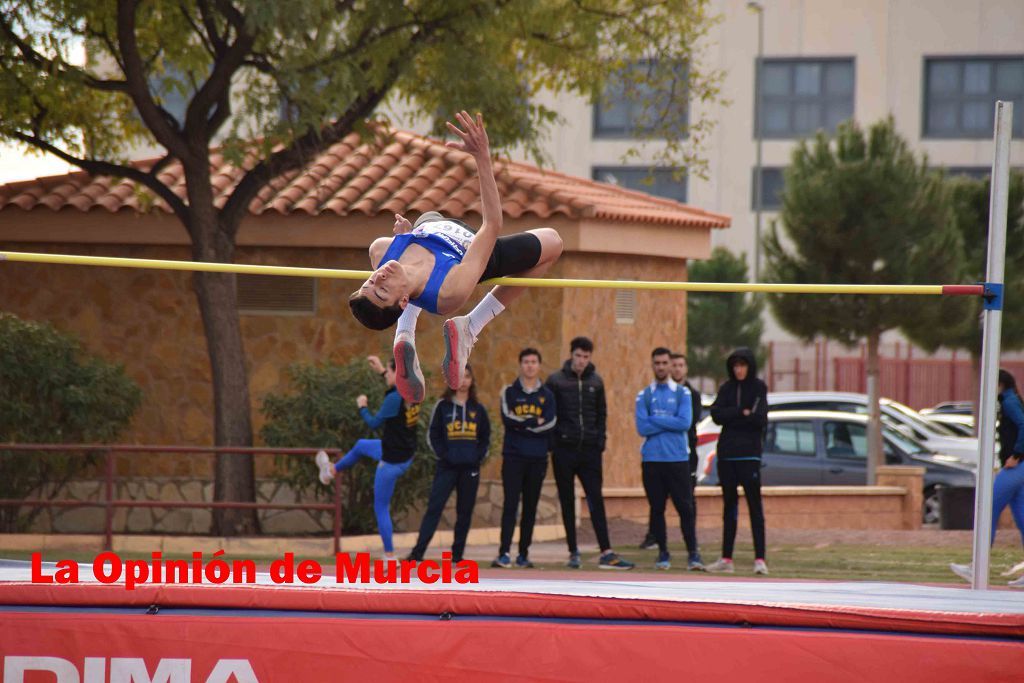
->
[[442, 316, 476, 390], [949, 562, 973, 583], [705, 558, 735, 573], [1009, 574, 1024, 589], [753, 559, 769, 575], [393, 331, 425, 404], [1000, 559, 1024, 577], [315, 450, 335, 485]]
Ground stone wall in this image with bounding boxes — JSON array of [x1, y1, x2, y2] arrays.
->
[[556, 253, 689, 489], [0, 242, 688, 495]]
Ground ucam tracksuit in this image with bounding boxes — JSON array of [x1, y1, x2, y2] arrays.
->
[[499, 378, 557, 559], [409, 397, 490, 562], [635, 379, 699, 556]]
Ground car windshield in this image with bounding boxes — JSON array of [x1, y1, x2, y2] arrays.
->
[[884, 426, 931, 455], [884, 400, 958, 437]]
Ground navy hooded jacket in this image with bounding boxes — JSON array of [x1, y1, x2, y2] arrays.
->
[[428, 398, 490, 466]]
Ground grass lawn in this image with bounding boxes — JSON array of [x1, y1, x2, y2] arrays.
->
[[6, 542, 1022, 585], [551, 543, 1023, 583]]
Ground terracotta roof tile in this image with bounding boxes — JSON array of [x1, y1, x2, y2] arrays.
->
[[0, 128, 730, 230]]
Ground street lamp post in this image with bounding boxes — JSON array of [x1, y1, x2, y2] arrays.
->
[[748, 1, 764, 281]]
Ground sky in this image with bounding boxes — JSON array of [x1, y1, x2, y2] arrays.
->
[[0, 144, 77, 184]]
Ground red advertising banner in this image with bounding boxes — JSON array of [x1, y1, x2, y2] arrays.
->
[[2, 611, 1022, 682]]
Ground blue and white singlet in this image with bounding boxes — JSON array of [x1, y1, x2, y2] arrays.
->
[[378, 219, 476, 313]]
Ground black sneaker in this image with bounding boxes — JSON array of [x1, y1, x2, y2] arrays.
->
[[598, 552, 635, 570], [566, 553, 582, 569], [491, 553, 512, 569], [638, 534, 658, 551], [405, 552, 423, 562]]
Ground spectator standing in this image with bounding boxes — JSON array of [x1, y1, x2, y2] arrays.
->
[[707, 347, 769, 575], [546, 336, 634, 570], [635, 348, 704, 571], [406, 365, 490, 563], [640, 351, 703, 550], [492, 348, 557, 568]]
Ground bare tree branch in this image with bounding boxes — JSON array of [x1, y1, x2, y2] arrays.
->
[[0, 16, 128, 92], [179, 1, 217, 59], [7, 130, 189, 225], [115, 0, 191, 160], [185, 11, 254, 143]]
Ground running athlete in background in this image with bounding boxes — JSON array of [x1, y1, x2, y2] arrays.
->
[[316, 357, 419, 560], [348, 111, 563, 403]]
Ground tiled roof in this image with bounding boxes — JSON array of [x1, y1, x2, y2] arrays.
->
[[0, 129, 729, 229]]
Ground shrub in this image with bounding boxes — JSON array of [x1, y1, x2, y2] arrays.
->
[[0, 314, 142, 531]]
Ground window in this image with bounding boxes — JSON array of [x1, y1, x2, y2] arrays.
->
[[592, 167, 687, 202], [756, 58, 855, 138], [939, 166, 992, 180], [936, 165, 1024, 180], [923, 57, 1024, 138], [751, 167, 786, 210], [593, 60, 688, 138], [237, 275, 317, 315], [766, 421, 816, 456], [824, 421, 867, 460]]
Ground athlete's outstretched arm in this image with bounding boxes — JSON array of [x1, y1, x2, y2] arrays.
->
[[445, 111, 501, 286]]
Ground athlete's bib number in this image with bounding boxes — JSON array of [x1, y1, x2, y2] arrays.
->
[[414, 220, 475, 255]]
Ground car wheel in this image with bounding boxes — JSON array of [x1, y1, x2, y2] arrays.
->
[[923, 486, 941, 526]]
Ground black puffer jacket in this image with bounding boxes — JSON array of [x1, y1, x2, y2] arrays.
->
[[710, 348, 768, 460], [545, 360, 607, 452]]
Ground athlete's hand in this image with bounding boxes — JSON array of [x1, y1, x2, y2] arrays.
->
[[366, 355, 386, 374], [393, 213, 412, 234], [356, 395, 369, 409], [445, 111, 490, 158]]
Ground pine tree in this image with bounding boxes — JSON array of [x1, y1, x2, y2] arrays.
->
[[687, 247, 764, 388], [901, 171, 1024, 425], [764, 118, 962, 483]]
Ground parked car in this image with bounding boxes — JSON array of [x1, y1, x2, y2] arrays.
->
[[694, 391, 980, 471], [765, 392, 979, 465], [921, 401, 974, 416], [700, 410, 976, 524], [923, 413, 975, 437]]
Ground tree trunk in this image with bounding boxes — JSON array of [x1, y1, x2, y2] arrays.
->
[[192, 253, 260, 536], [865, 331, 885, 485]]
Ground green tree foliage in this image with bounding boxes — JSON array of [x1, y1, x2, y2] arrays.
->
[[764, 118, 962, 481], [260, 358, 435, 536], [0, 313, 141, 532], [687, 247, 764, 387], [902, 171, 1024, 358], [0, 0, 722, 535]]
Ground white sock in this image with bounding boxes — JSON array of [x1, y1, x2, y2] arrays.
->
[[466, 291, 505, 338], [395, 305, 421, 341]]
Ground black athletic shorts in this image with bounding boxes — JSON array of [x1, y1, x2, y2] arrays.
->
[[479, 232, 543, 282]]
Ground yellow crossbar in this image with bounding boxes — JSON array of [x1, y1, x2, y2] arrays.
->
[[0, 251, 955, 295]]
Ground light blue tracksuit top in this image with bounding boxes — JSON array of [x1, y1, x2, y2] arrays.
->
[[635, 379, 692, 462]]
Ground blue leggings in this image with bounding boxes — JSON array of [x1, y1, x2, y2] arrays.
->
[[335, 439, 413, 553], [992, 462, 1024, 548]]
